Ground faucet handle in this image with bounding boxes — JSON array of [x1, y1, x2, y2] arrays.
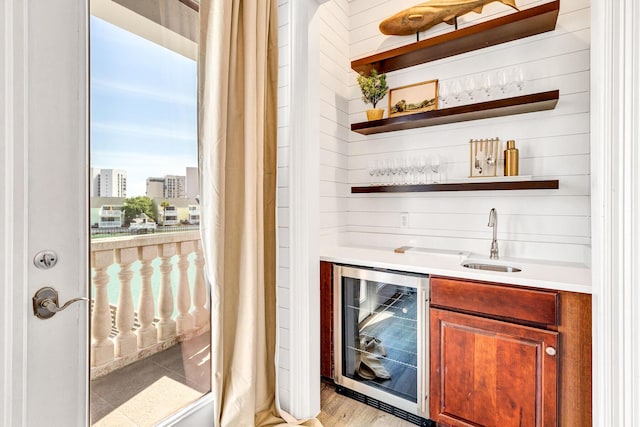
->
[[490, 241, 499, 260]]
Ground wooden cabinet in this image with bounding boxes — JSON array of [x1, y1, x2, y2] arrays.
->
[[320, 261, 334, 379], [430, 276, 559, 327], [430, 308, 558, 427], [319, 264, 592, 426], [430, 276, 592, 427]]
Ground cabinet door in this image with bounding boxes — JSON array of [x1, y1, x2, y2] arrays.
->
[[430, 308, 558, 427]]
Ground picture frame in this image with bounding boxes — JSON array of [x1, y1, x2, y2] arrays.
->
[[388, 79, 438, 118]]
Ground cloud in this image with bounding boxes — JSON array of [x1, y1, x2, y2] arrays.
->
[[91, 78, 196, 106], [92, 150, 196, 168], [92, 121, 196, 142]]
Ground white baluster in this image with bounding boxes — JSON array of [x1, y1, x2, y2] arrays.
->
[[137, 245, 158, 348], [176, 241, 195, 334], [191, 242, 209, 328], [114, 247, 137, 357], [91, 250, 115, 366], [157, 243, 177, 341]]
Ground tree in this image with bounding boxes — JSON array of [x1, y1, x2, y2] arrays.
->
[[356, 69, 388, 109], [122, 196, 155, 225], [159, 200, 171, 226]]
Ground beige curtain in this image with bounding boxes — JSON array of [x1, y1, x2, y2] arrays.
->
[[198, 0, 321, 426]]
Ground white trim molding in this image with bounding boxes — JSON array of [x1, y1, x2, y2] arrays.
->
[[591, 1, 640, 426], [284, 0, 322, 419], [1, 1, 28, 425]]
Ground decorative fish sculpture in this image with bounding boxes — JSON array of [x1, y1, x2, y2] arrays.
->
[[379, 0, 519, 36]]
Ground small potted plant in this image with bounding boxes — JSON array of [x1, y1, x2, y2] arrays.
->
[[357, 69, 389, 121]]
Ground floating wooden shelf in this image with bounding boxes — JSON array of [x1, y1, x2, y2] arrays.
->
[[351, 90, 559, 135], [351, 180, 559, 193], [351, 1, 560, 75]]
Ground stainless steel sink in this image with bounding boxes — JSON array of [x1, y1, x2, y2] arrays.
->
[[462, 262, 521, 273]]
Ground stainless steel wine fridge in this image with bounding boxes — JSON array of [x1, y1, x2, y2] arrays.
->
[[333, 265, 430, 425]]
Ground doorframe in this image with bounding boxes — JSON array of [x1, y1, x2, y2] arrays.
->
[[1, 1, 29, 424], [590, 1, 640, 426], [285, 0, 330, 418]]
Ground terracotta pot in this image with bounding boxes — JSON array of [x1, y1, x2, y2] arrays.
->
[[366, 108, 384, 121]]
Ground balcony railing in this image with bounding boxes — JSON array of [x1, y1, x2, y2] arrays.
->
[[90, 231, 209, 379]]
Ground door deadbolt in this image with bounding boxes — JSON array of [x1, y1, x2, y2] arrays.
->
[[34, 250, 58, 269], [32, 287, 88, 319]]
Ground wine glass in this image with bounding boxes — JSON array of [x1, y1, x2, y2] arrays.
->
[[390, 159, 402, 185], [438, 81, 449, 108], [368, 160, 379, 185], [450, 79, 463, 106], [513, 67, 525, 92], [400, 158, 411, 184], [414, 156, 427, 184], [481, 72, 493, 98], [496, 68, 511, 95], [463, 76, 477, 103], [430, 154, 441, 183], [375, 159, 387, 185]]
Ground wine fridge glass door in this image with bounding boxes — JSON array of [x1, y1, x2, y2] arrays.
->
[[333, 265, 429, 418]]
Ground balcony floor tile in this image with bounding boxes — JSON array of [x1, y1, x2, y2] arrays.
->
[[90, 333, 211, 426]]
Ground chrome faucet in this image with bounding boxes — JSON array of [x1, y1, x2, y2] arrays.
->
[[488, 208, 499, 259]]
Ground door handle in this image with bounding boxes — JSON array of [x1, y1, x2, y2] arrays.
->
[[32, 286, 88, 319]]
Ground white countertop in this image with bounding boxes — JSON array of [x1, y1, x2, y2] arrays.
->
[[319, 245, 592, 294]]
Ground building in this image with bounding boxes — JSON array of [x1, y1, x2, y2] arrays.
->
[[97, 204, 124, 228], [159, 204, 179, 225], [90, 168, 100, 197], [145, 177, 165, 198], [164, 175, 185, 198], [91, 168, 127, 197], [185, 166, 199, 199], [89, 197, 125, 227], [146, 174, 187, 198], [153, 198, 198, 225], [187, 204, 200, 225]]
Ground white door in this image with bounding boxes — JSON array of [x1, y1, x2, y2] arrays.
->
[[1, 0, 89, 425], [1, 0, 213, 425]]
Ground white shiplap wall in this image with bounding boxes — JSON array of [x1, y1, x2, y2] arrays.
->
[[276, 0, 292, 411], [318, 0, 350, 248], [345, 0, 591, 263], [276, 0, 351, 413]]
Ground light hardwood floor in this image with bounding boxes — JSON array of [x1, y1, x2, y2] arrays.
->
[[316, 381, 417, 427]]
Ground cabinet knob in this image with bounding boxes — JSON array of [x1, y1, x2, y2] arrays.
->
[[545, 346, 557, 356]]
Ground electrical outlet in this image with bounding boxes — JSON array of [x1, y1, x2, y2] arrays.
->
[[400, 212, 409, 228]]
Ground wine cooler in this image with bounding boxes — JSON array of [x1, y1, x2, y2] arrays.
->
[[333, 265, 430, 425]]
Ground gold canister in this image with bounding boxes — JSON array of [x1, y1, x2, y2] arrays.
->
[[504, 140, 519, 176]]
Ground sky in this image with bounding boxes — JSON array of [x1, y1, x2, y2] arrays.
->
[[90, 16, 197, 197]]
